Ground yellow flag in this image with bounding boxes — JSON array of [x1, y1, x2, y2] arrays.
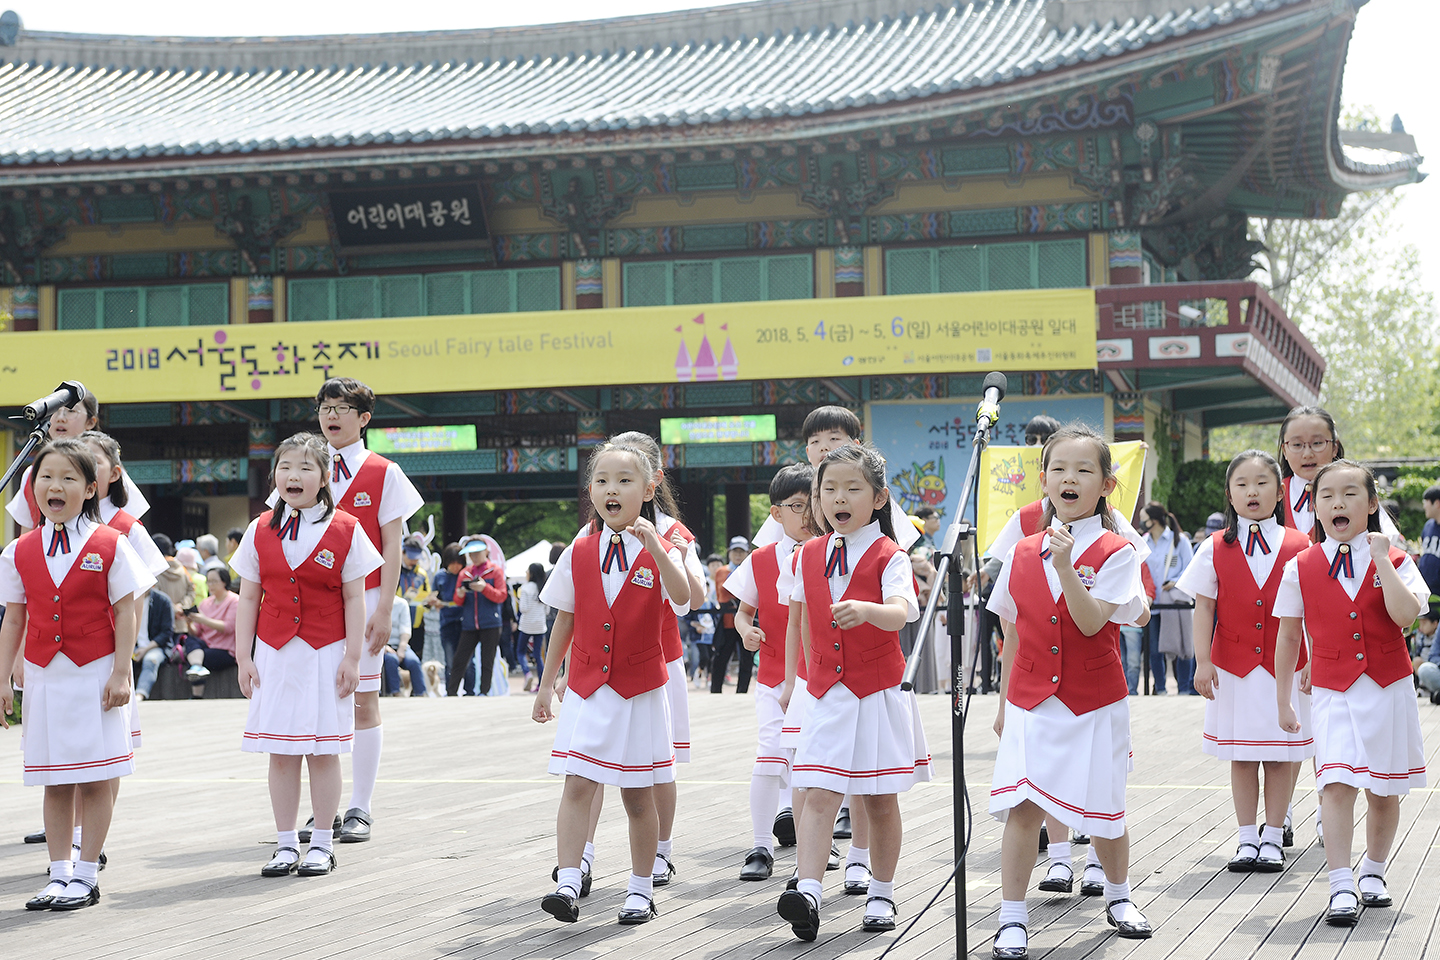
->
[[978, 441, 1147, 555]]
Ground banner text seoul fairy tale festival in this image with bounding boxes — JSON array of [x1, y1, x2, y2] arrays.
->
[[0, 288, 1094, 405]]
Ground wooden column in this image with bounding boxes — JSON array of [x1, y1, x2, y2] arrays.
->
[[37, 285, 56, 331]]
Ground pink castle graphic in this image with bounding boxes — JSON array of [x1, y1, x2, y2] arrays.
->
[[673, 313, 739, 382]]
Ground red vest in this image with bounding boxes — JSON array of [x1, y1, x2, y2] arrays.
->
[[800, 535, 906, 699], [1297, 543, 1413, 691], [338, 452, 394, 590], [1017, 499, 1046, 538], [16, 525, 120, 668], [751, 542, 809, 687], [657, 519, 696, 662], [254, 510, 357, 650], [106, 509, 138, 536], [567, 532, 671, 700], [1210, 527, 1310, 677], [1007, 531, 1131, 714]]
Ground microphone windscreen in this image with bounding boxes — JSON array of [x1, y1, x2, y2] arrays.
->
[[982, 371, 1008, 400]]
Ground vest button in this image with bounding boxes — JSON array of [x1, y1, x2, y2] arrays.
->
[[1353, 633, 1361, 640], [54, 635, 61, 642], [1255, 599, 1263, 606], [1051, 676, 1059, 683], [1051, 646, 1059, 655], [293, 597, 299, 603], [1050, 616, 1059, 624], [289, 578, 296, 584], [1255, 647, 1262, 654], [1356, 653, 1364, 660], [831, 620, 839, 629], [52, 614, 59, 621], [1255, 623, 1263, 630], [834, 642, 841, 651], [601, 665, 608, 673], [293, 616, 300, 623], [52, 595, 59, 602], [603, 623, 612, 631], [1349, 612, 1358, 619], [835, 665, 842, 673], [603, 644, 610, 653]]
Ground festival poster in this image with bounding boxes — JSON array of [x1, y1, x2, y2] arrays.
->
[[866, 396, 1109, 543]]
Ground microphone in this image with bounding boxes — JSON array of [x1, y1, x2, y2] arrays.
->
[[23, 381, 87, 423], [974, 371, 1007, 437]]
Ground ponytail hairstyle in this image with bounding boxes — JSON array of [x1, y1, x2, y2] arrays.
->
[[1220, 450, 1284, 545], [1310, 459, 1382, 543], [267, 432, 335, 530], [1038, 423, 1119, 533], [80, 429, 128, 508], [31, 437, 102, 523], [609, 430, 680, 522], [813, 443, 896, 542], [1277, 405, 1344, 478], [584, 436, 660, 533], [1142, 501, 1182, 540]]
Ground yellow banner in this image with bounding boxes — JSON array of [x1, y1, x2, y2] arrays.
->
[[978, 440, 1147, 555], [0, 289, 1094, 405]]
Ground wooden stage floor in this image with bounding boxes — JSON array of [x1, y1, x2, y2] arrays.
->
[[2, 684, 1438, 959]]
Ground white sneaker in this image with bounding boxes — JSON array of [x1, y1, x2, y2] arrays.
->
[[185, 664, 211, 679]]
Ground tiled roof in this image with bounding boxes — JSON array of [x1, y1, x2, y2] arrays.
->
[[0, 0, 1315, 167]]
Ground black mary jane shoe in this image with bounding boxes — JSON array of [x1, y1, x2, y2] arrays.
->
[[1227, 841, 1260, 873], [843, 862, 872, 895], [542, 891, 580, 923], [827, 845, 842, 871], [1037, 824, 1049, 854], [1105, 899, 1153, 939], [1071, 833, 1090, 845], [617, 896, 659, 925], [773, 808, 796, 847], [338, 807, 372, 843], [862, 896, 898, 932], [261, 847, 301, 877], [1359, 874, 1392, 907], [49, 879, 100, 911], [1282, 822, 1294, 847], [23, 828, 46, 844], [991, 922, 1029, 960], [1253, 841, 1285, 874], [1325, 890, 1360, 927], [785, 872, 799, 891], [833, 808, 852, 840], [740, 847, 775, 881], [550, 864, 593, 898], [777, 889, 820, 942], [1038, 861, 1074, 894], [298, 814, 342, 844], [25, 879, 69, 911], [652, 853, 676, 887], [296, 848, 337, 877], [1079, 865, 1105, 897]]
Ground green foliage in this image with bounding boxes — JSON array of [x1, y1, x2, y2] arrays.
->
[[1151, 411, 1176, 507], [1394, 507, 1426, 543], [1170, 458, 1229, 532], [1394, 474, 1438, 505], [4, 688, 19, 726], [464, 501, 580, 559], [1207, 424, 1276, 463]]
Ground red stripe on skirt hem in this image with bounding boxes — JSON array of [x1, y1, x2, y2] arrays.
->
[[26, 753, 134, 772], [552, 750, 675, 773], [991, 778, 1126, 821], [793, 758, 931, 778]]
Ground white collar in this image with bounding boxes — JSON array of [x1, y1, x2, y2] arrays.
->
[[331, 438, 366, 462], [1320, 533, 1372, 568], [828, 520, 882, 557], [1050, 512, 1105, 536], [42, 514, 90, 537], [283, 501, 330, 524]]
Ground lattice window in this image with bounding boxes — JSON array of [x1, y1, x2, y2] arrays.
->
[[886, 240, 1086, 295], [623, 255, 812, 305], [1036, 239, 1086, 288], [672, 261, 715, 304], [937, 246, 984, 292], [380, 275, 423, 318], [884, 249, 933, 295], [987, 244, 1033, 290], [1114, 301, 1167, 330], [56, 283, 230, 329], [288, 279, 332, 323], [288, 268, 560, 320], [718, 258, 761, 302], [424, 273, 466, 316]]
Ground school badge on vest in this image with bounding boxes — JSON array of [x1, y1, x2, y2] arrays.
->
[[631, 566, 655, 589], [1077, 565, 1097, 588], [79, 553, 104, 573], [315, 549, 336, 569], [353, 492, 372, 508]]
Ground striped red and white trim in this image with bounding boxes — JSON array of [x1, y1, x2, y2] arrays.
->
[[551, 749, 675, 773], [26, 752, 134, 773], [990, 777, 1126, 822]]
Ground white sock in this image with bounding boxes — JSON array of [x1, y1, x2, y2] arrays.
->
[[1105, 880, 1143, 923], [1286, 804, 1294, 829], [778, 785, 793, 810], [556, 866, 583, 898], [348, 725, 384, 814], [656, 838, 673, 858], [750, 775, 780, 851], [1260, 824, 1284, 849], [582, 841, 595, 872], [277, 830, 299, 857], [1359, 856, 1387, 895], [847, 845, 870, 867], [868, 878, 896, 914], [72, 826, 83, 847], [797, 877, 824, 909], [624, 873, 654, 912], [310, 828, 334, 853], [1085, 845, 1103, 869], [996, 900, 1028, 948], [1238, 823, 1261, 848], [72, 860, 99, 887], [1048, 841, 1072, 865], [1329, 867, 1358, 898], [47, 860, 73, 890]]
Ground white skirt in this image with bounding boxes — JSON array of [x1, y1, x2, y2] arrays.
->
[[779, 677, 811, 749], [990, 696, 1130, 839], [1203, 665, 1314, 762], [753, 681, 792, 782], [1313, 675, 1427, 795], [792, 684, 932, 795], [22, 654, 135, 786], [126, 684, 142, 749], [357, 586, 383, 694], [242, 638, 355, 756], [666, 657, 691, 763], [548, 683, 676, 788]]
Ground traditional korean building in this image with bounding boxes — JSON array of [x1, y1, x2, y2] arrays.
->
[[0, 0, 1423, 547]]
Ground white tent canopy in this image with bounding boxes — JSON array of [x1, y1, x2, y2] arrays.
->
[[505, 540, 555, 582]]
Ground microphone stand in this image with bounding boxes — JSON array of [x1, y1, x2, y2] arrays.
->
[[902, 403, 995, 960], [1, 416, 50, 497]]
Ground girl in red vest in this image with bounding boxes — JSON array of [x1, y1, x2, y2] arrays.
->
[[230, 433, 383, 879], [1274, 460, 1427, 928], [5, 386, 150, 535], [532, 437, 693, 926], [0, 438, 155, 911], [777, 443, 930, 941], [728, 463, 816, 880], [986, 424, 1152, 959], [1179, 450, 1313, 874]]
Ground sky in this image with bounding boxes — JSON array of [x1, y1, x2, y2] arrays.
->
[[14, 0, 1436, 300]]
